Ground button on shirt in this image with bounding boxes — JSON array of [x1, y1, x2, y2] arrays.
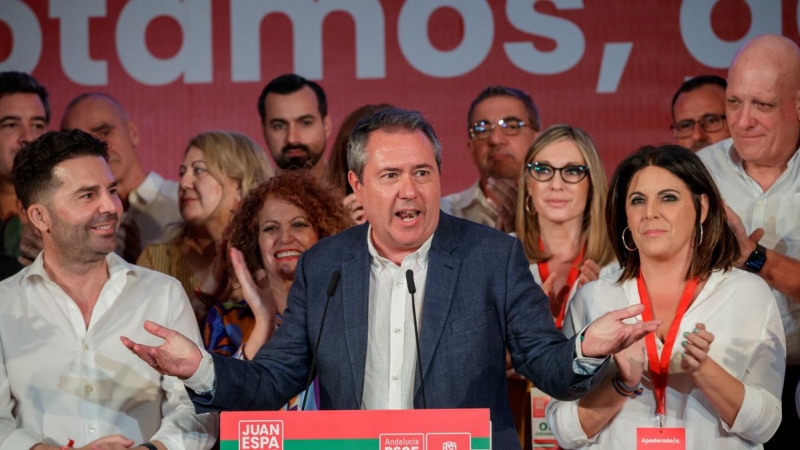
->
[[699, 139, 800, 364], [362, 227, 432, 410], [0, 252, 218, 450]]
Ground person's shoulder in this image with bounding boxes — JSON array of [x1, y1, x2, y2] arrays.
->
[[304, 223, 366, 257], [696, 138, 732, 165], [441, 181, 479, 211], [708, 267, 773, 296], [438, 213, 520, 258]]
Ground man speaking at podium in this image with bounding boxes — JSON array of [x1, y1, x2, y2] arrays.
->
[[123, 108, 659, 450]]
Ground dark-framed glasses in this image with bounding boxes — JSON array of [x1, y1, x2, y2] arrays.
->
[[469, 117, 531, 140], [670, 114, 726, 138], [526, 162, 589, 184]]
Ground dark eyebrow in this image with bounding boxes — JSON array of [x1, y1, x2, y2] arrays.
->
[[295, 114, 315, 122], [73, 180, 118, 196], [628, 188, 680, 198]]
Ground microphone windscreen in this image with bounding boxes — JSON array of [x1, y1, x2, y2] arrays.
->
[[405, 269, 416, 295], [327, 271, 341, 297]]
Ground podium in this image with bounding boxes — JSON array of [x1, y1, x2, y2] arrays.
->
[[220, 408, 491, 449]]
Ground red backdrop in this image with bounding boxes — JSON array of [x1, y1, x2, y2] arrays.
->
[[2, 0, 798, 194]]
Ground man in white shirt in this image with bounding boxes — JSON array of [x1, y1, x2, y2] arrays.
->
[[123, 108, 659, 450], [0, 129, 217, 450], [697, 34, 800, 448], [60, 93, 181, 262], [440, 85, 540, 232]]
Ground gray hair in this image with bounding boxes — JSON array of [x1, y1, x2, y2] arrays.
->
[[346, 108, 442, 182]]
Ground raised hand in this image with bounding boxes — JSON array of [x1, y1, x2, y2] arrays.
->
[[723, 202, 764, 266], [680, 322, 715, 374], [230, 247, 277, 320], [577, 259, 601, 287], [485, 178, 518, 233], [581, 304, 661, 358], [120, 321, 203, 379]]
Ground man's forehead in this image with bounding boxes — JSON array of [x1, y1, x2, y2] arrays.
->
[[64, 96, 125, 128], [52, 156, 113, 185], [471, 95, 528, 121], [264, 87, 321, 120], [0, 93, 46, 116]]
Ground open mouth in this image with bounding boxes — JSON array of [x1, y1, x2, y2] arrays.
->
[[275, 250, 302, 259], [395, 210, 420, 222]]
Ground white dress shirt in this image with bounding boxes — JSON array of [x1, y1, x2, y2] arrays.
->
[[547, 268, 785, 449], [699, 139, 800, 364], [0, 252, 218, 450], [362, 226, 432, 410], [440, 180, 498, 228], [127, 171, 181, 247]]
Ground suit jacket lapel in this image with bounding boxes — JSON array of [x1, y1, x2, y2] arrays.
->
[[417, 214, 460, 394], [341, 224, 370, 407]]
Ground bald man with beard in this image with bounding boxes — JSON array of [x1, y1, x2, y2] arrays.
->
[[61, 93, 181, 262], [698, 34, 800, 447]]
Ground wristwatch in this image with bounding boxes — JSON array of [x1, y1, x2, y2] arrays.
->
[[140, 444, 157, 450], [744, 243, 767, 273]]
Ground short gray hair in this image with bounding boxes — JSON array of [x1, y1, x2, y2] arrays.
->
[[346, 108, 442, 182]]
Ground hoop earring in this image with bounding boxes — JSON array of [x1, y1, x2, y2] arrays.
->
[[525, 196, 536, 217], [622, 227, 637, 251], [695, 224, 704, 248]]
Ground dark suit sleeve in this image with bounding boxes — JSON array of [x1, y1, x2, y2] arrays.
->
[[504, 239, 608, 401], [189, 253, 313, 412]]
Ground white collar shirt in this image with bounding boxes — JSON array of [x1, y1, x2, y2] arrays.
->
[[362, 226, 433, 410], [0, 252, 217, 449], [699, 138, 800, 364], [548, 268, 785, 449], [440, 180, 498, 228]]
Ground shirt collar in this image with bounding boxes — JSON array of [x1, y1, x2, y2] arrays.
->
[[366, 224, 434, 270], [129, 171, 164, 206], [727, 138, 800, 174], [24, 250, 136, 285]]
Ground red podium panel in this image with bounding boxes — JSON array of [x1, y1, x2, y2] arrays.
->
[[220, 408, 491, 450]]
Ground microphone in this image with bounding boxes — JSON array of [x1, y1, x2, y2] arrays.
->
[[405, 269, 427, 409], [301, 270, 341, 411]]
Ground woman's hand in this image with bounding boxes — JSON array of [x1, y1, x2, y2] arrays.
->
[[680, 322, 715, 374], [230, 247, 277, 320], [577, 259, 601, 287], [230, 247, 279, 360], [613, 338, 646, 387]]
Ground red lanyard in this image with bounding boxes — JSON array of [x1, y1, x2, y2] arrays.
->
[[637, 271, 698, 424], [537, 239, 585, 330]]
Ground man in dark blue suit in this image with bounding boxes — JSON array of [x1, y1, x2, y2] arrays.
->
[[123, 108, 658, 450]]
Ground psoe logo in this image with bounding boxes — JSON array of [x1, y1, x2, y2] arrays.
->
[[426, 433, 470, 450], [239, 420, 283, 450]]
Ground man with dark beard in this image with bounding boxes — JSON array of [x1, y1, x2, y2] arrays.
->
[[0, 129, 217, 450], [258, 74, 331, 179]]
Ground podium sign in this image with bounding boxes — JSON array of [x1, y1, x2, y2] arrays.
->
[[220, 408, 491, 450]]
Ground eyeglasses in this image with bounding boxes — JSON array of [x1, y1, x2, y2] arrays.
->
[[469, 117, 532, 140], [526, 162, 589, 184], [670, 114, 726, 138]]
